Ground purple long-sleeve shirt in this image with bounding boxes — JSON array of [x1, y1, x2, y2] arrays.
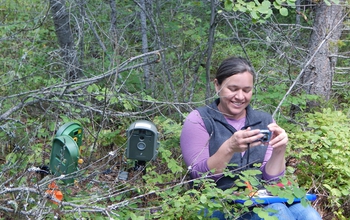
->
[[180, 110, 284, 181]]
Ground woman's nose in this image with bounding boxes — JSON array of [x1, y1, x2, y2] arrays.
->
[[234, 89, 244, 99]]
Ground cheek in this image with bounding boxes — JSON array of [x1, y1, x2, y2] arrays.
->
[[244, 92, 253, 100], [220, 89, 235, 98]]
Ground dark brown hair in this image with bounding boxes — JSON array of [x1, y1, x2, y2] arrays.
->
[[215, 56, 256, 85]]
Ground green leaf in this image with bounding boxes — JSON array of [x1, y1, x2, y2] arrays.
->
[[342, 189, 350, 196], [293, 187, 305, 198], [287, 0, 297, 6], [331, 188, 342, 197], [244, 199, 254, 206], [200, 194, 208, 204], [95, 95, 105, 101], [275, 0, 283, 5], [224, 0, 233, 10], [279, 7, 288, 16], [273, 2, 282, 9], [250, 11, 260, 20], [257, 1, 271, 14]]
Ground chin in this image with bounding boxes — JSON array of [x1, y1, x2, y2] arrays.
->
[[229, 107, 246, 115]]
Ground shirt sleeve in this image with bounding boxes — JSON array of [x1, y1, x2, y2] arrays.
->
[[260, 119, 285, 181], [180, 110, 213, 179]]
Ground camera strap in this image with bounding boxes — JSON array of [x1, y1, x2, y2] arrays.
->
[[241, 121, 261, 169], [241, 121, 262, 130]]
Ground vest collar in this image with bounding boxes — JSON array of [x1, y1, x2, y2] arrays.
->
[[209, 98, 260, 130]]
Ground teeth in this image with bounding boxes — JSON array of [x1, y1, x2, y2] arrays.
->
[[232, 102, 243, 106]]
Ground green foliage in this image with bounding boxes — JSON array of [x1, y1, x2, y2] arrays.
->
[[1, 0, 349, 218], [252, 71, 319, 115], [324, 0, 340, 5], [288, 108, 350, 217], [223, 0, 341, 22], [223, 0, 296, 21]]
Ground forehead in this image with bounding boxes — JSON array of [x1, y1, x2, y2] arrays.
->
[[221, 71, 253, 87]]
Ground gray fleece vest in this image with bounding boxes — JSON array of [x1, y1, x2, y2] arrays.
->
[[196, 99, 273, 190]]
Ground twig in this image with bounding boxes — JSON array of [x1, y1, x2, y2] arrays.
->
[[272, 11, 349, 118], [0, 51, 163, 122]]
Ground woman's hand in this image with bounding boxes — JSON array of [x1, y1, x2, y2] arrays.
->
[[229, 128, 264, 153], [267, 123, 288, 149]]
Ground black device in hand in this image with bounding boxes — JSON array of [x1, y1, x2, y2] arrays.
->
[[258, 130, 272, 143]]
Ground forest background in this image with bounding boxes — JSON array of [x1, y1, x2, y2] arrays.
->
[[1, 0, 350, 219]]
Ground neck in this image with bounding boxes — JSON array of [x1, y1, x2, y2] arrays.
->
[[217, 103, 246, 120]]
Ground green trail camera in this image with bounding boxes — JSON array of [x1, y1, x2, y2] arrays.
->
[[55, 122, 83, 148], [126, 120, 159, 161], [50, 122, 83, 184]]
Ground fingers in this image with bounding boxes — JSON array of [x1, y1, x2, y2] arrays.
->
[[267, 123, 288, 148], [237, 128, 262, 143], [229, 123, 289, 152], [229, 128, 263, 152]]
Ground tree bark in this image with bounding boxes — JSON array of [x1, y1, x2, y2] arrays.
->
[[204, 0, 218, 104], [302, 1, 344, 104], [139, 0, 151, 89], [49, 0, 82, 80]]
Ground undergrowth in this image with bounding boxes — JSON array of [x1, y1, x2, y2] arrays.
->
[[2, 105, 350, 219]]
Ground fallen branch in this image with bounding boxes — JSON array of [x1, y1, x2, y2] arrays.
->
[[0, 50, 162, 122]]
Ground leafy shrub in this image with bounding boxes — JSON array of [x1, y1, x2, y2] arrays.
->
[[288, 108, 350, 218]]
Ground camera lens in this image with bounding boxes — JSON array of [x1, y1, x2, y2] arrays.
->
[[137, 142, 146, 150], [139, 136, 145, 141]]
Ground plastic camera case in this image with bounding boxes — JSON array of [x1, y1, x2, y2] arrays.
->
[[126, 120, 159, 161]]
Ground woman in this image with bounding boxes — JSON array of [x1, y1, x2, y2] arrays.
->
[[180, 56, 321, 219]]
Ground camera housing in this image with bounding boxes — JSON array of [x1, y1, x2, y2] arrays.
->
[[50, 122, 83, 184], [126, 120, 159, 161], [258, 129, 272, 143]]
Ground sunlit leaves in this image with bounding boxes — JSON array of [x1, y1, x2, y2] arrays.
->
[[287, 108, 350, 214], [224, 0, 294, 21], [279, 7, 288, 16], [224, 0, 340, 20], [257, 1, 272, 15]]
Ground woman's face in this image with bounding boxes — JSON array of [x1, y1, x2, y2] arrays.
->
[[215, 71, 253, 120]]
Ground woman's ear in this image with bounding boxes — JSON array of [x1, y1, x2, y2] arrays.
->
[[214, 79, 220, 94]]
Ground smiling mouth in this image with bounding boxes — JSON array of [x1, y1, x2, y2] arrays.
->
[[231, 101, 244, 107]]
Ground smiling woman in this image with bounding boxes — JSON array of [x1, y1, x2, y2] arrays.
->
[[215, 71, 253, 120], [180, 56, 322, 220]]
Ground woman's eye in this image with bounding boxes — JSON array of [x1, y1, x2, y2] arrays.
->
[[228, 87, 251, 93]]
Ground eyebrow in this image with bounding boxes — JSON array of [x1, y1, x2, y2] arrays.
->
[[227, 85, 253, 89]]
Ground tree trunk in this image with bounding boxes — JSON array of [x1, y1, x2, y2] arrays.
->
[[139, 0, 150, 89], [49, 0, 82, 80], [204, 0, 218, 104], [302, 1, 344, 104]]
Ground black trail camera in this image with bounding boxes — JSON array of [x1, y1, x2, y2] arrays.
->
[[126, 120, 159, 161]]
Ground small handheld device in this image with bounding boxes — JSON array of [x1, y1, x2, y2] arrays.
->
[[258, 130, 272, 143]]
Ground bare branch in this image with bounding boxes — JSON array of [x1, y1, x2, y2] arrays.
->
[[272, 11, 349, 118]]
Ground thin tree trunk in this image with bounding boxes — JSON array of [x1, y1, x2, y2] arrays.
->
[[49, 0, 82, 80], [148, 0, 178, 101], [204, 0, 218, 104], [139, 0, 150, 89], [78, 0, 85, 69], [302, 1, 345, 104], [109, 0, 117, 38]]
